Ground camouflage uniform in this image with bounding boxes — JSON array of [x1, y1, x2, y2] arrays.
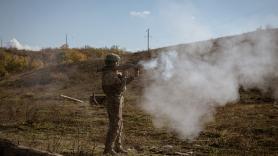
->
[[102, 55, 133, 155]]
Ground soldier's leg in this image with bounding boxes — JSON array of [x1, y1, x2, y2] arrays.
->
[[104, 110, 114, 152], [104, 120, 120, 155], [115, 120, 126, 153], [104, 99, 121, 154], [115, 96, 127, 153], [115, 96, 123, 148], [115, 120, 122, 145]]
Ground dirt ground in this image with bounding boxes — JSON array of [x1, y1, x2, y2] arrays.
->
[[0, 59, 277, 156]]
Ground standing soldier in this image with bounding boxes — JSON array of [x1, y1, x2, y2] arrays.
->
[[102, 53, 138, 155]]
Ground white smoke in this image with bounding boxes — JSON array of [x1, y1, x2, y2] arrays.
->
[[129, 11, 151, 18], [5, 38, 40, 51], [140, 30, 278, 139]]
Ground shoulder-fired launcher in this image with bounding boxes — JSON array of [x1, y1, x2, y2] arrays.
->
[[97, 63, 142, 73]]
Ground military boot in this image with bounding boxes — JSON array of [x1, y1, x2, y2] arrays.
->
[[103, 149, 118, 156], [115, 146, 128, 154]]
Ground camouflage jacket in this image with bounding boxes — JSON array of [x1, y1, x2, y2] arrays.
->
[[102, 67, 134, 97]]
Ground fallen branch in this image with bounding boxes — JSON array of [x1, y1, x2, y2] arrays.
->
[[60, 94, 84, 103]]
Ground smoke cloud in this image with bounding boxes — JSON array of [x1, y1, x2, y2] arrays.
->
[[5, 38, 40, 51], [140, 29, 278, 139]]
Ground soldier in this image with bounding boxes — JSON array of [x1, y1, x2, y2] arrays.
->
[[102, 53, 138, 155]]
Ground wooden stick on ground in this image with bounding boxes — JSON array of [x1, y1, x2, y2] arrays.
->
[[60, 94, 84, 103]]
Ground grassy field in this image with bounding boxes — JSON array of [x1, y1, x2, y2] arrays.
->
[[0, 55, 277, 156]]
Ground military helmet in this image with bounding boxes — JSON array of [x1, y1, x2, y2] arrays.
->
[[105, 53, 120, 65]]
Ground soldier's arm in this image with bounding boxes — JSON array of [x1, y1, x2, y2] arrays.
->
[[120, 71, 135, 85], [106, 71, 135, 90], [103, 72, 122, 86], [125, 76, 134, 85]]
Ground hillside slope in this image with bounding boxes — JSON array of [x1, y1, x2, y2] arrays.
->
[[0, 29, 278, 155]]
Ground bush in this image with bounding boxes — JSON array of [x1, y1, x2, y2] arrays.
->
[[5, 54, 29, 72], [0, 50, 34, 77], [0, 63, 7, 78], [30, 59, 44, 69], [0, 46, 127, 78], [60, 49, 88, 63]]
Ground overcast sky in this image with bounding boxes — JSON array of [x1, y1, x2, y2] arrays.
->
[[1, 0, 278, 51]]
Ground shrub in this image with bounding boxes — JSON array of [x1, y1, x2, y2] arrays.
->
[[0, 63, 7, 78], [30, 59, 44, 69], [61, 50, 88, 63]]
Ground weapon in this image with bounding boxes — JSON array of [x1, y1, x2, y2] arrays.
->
[[97, 62, 142, 77], [91, 62, 142, 106]]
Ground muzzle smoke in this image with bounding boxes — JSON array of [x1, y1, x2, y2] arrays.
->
[[140, 29, 278, 139]]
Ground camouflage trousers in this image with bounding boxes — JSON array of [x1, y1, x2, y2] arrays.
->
[[104, 95, 124, 152]]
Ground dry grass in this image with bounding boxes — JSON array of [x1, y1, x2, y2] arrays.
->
[[0, 58, 277, 156]]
